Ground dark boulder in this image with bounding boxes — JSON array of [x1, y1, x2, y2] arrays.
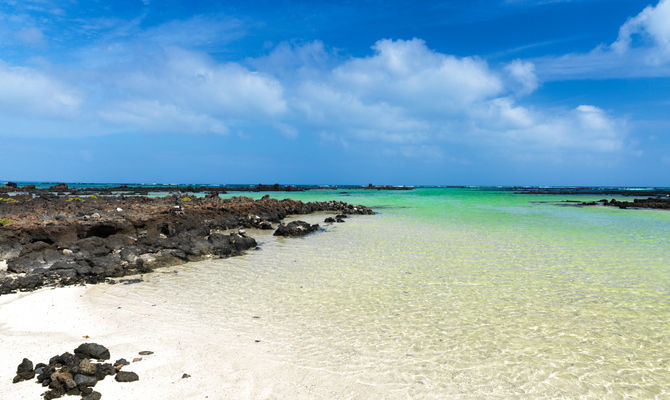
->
[[74, 373, 98, 387], [115, 371, 139, 382], [5, 181, 17, 188], [48, 352, 79, 367], [82, 392, 102, 400], [12, 358, 35, 383], [273, 221, 319, 237], [324, 217, 335, 223], [113, 358, 130, 367], [94, 363, 116, 380], [74, 343, 110, 361]]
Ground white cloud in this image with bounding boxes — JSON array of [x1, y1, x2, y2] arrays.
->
[[535, 0, 670, 79], [505, 60, 538, 95], [0, 62, 82, 118], [332, 39, 503, 111], [280, 39, 625, 155], [612, 0, 670, 63], [0, 33, 626, 158], [92, 47, 287, 135], [98, 100, 229, 135]]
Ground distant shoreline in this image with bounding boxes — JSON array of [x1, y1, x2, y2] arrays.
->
[[0, 182, 415, 194]]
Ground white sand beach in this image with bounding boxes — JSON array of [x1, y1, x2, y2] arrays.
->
[[0, 282, 386, 400]]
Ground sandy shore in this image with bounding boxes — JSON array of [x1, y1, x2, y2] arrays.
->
[[0, 276, 381, 399]]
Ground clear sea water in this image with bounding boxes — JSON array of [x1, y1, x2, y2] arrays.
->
[[90, 188, 669, 398]]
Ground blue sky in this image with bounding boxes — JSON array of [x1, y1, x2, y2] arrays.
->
[[0, 0, 669, 185]]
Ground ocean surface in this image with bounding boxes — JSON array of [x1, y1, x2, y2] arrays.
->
[[89, 188, 669, 398]]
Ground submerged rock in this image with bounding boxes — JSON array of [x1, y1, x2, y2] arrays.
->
[[273, 221, 319, 237]]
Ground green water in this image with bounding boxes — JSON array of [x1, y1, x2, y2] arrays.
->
[[98, 188, 670, 398]]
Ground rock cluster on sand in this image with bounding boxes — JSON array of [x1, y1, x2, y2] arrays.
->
[[11, 343, 140, 399], [0, 194, 373, 295]]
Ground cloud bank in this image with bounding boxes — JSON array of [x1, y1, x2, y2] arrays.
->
[[536, 0, 670, 79], [0, 8, 632, 161]]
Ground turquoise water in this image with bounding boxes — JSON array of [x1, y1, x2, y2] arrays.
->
[[94, 188, 670, 398]]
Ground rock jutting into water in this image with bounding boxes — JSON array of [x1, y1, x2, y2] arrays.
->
[[516, 187, 670, 197], [0, 193, 373, 295], [11, 343, 137, 399], [362, 184, 414, 190], [273, 221, 320, 237], [580, 197, 670, 210]]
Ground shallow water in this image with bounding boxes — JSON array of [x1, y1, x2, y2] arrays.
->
[[90, 189, 670, 398]]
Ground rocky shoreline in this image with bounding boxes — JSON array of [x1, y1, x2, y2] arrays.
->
[[0, 192, 373, 295], [0, 182, 414, 196], [513, 187, 670, 210], [516, 187, 670, 197], [580, 197, 670, 210]]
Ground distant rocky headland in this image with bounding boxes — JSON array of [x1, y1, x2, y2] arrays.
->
[[579, 197, 670, 210], [0, 182, 414, 196], [515, 187, 670, 197], [0, 188, 373, 295], [515, 187, 670, 210]]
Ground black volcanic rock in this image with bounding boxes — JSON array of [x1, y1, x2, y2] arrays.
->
[[12, 343, 144, 399], [0, 194, 373, 295], [273, 221, 319, 237], [580, 197, 670, 210], [74, 343, 110, 361], [115, 371, 139, 382], [12, 358, 34, 383]]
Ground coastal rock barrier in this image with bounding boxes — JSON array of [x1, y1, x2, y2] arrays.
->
[[0, 194, 373, 295], [12, 343, 141, 399], [581, 197, 670, 210]]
